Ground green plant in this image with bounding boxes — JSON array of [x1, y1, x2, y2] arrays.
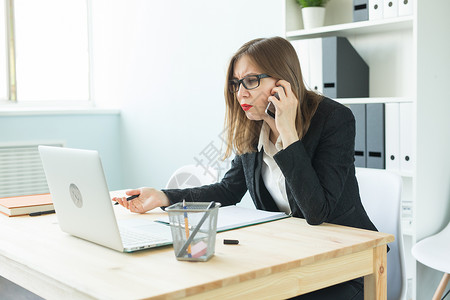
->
[[296, 0, 329, 8]]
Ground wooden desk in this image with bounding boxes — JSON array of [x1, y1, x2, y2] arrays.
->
[[0, 205, 393, 299]]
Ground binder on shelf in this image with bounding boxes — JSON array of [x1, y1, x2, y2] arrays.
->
[[366, 103, 385, 169], [383, 0, 398, 18], [309, 38, 323, 94], [290, 39, 311, 90], [399, 102, 413, 172], [322, 37, 369, 99], [398, 0, 413, 16], [385, 103, 401, 172], [353, 0, 369, 22], [349, 104, 367, 168], [369, 0, 383, 20]]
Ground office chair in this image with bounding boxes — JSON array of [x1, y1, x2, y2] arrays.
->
[[355, 167, 406, 300], [412, 221, 450, 300], [165, 164, 218, 189]]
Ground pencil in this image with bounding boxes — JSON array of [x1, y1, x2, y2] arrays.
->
[[183, 200, 192, 258], [177, 201, 216, 258]]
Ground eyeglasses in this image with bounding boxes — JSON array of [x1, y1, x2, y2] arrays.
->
[[228, 74, 271, 93]]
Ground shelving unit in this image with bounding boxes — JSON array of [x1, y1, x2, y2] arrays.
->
[[336, 97, 412, 105], [286, 15, 413, 39], [284, 0, 450, 299]]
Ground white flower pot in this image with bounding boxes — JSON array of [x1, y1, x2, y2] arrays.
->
[[301, 7, 326, 29]]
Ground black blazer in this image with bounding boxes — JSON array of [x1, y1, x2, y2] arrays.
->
[[163, 98, 377, 232]]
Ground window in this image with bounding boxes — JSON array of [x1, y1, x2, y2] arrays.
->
[[0, 1, 7, 101], [1, 0, 91, 105]]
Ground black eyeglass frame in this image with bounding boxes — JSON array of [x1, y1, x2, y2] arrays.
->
[[228, 74, 271, 93]]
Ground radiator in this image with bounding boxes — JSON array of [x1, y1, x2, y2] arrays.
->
[[0, 143, 63, 198]]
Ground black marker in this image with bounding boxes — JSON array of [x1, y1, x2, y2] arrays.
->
[[114, 194, 140, 205], [29, 210, 56, 216], [224, 239, 239, 245]]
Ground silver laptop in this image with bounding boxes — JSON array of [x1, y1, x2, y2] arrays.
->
[[38, 145, 173, 252]]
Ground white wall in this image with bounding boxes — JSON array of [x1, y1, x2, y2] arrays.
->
[[91, 0, 284, 206], [0, 112, 122, 190]]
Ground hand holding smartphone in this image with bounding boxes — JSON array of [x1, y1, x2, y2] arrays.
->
[[265, 92, 279, 119]]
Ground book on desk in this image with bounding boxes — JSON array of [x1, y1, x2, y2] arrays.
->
[[0, 193, 54, 217]]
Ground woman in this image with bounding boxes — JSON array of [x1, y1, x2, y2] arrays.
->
[[113, 36, 376, 299]]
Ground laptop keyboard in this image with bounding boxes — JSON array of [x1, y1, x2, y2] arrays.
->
[[120, 226, 171, 247]]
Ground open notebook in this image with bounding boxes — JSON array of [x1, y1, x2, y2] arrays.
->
[[158, 205, 289, 232]]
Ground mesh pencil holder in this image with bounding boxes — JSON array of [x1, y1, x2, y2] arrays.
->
[[166, 201, 220, 262]]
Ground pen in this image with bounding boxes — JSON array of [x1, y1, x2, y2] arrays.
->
[[183, 200, 192, 258], [114, 194, 140, 205], [29, 210, 56, 216], [126, 194, 139, 201]]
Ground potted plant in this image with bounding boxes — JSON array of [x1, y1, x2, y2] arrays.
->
[[297, 0, 329, 29]]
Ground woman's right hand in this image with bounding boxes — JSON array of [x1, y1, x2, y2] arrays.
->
[[270, 80, 300, 148], [112, 187, 170, 213]]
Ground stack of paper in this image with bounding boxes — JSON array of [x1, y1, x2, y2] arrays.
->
[[158, 205, 289, 232]]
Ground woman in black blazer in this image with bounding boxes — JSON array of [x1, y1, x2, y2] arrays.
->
[[114, 37, 376, 300]]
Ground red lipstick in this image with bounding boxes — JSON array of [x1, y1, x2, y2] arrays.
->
[[241, 104, 253, 111]]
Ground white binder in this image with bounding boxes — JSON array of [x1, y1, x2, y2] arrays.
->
[[383, 0, 398, 18], [385, 103, 400, 172], [399, 102, 413, 173], [369, 0, 383, 20], [308, 38, 323, 94], [291, 39, 311, 90], [398, 0, 413, 16]]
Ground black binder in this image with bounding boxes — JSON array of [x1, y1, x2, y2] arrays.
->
[[366, 103, 385, 169], [349, 104, 366, 167], [322, 37, 369, 99], [349, 103, 385, 169], [353, 0, 369, 22]]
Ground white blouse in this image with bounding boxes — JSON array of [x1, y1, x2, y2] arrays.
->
[[257, 122, 291, 215]]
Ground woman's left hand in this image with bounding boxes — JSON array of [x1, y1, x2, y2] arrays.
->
[[269, 80, 300, 148]]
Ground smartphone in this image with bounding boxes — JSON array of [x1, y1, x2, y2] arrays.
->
[[265, 92, 279, 119]]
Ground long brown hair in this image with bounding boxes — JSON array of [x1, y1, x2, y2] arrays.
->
[[223, 36, 322, 159]]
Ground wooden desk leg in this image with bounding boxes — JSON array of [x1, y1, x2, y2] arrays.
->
[[364, 245, 387, 300], [432, 273, 450, 300]]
